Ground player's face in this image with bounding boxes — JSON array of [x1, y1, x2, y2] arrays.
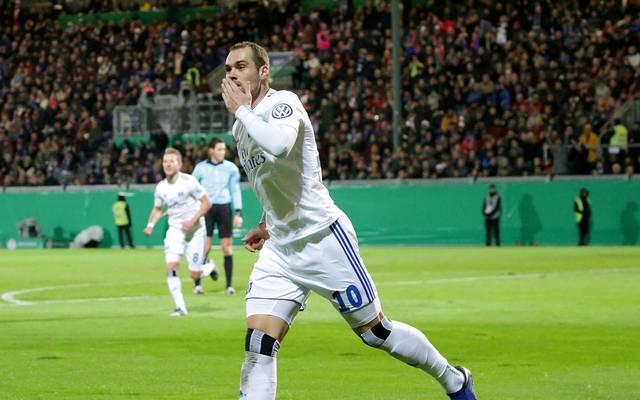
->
[[162, 154, 181, 178], [225, 47, 268, 99], [209, 143, 226, 163]]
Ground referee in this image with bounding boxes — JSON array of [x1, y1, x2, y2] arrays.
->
[[193, 138, 243, 294]]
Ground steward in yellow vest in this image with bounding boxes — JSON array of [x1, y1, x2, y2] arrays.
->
[[573, 188, 592, 246], [113, 195, 135, 248]]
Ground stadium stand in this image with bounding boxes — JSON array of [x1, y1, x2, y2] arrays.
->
[[1, 1, 639, 186]]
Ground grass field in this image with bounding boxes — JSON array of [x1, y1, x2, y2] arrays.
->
[[1, 247, 639, 399]]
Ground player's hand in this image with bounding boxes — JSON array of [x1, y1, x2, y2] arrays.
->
[[143, 226, 153, 236], [234, 214, 243, 229], [181, 219, 195, 231], [242, 223, 269, 252], [221, 77, 251, 114]]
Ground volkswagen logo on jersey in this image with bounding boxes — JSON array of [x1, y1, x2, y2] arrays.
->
[[271, 103, 293, 119]]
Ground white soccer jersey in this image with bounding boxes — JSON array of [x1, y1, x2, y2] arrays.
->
[[233, 88, 340, 244], [154, 172, 207, 229]]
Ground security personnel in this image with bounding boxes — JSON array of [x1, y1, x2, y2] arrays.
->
[[113, 194, 135, 249], [574, 188, 592, 246], [482, 184, 501, 246]]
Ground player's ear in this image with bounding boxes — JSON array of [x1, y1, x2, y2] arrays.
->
[[259, 64, 269, 80]]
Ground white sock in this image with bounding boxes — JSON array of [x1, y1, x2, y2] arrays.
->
[[381, 320, 464, 394], [167, 273, 186, 312], [239, 351, 277, 400]]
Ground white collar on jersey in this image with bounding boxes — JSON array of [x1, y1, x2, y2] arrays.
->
[[252, 88, 276, 110]]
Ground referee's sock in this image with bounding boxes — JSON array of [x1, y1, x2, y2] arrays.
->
[[224, 255, 233, 288]]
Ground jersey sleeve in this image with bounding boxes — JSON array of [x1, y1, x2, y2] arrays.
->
[[265, 91, 305, 134], [153, 185, 164, 208], [229, 163, 242, 210], [189, 175, 207, 200], [234, 91, 301, 157]]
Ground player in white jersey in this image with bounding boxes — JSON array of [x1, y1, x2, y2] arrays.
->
[[143, 147, 212, 316], [221, 42, 478, 400]]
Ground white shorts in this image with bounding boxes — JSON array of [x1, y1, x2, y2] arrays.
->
[[164, 224, 207, 272], [246, 214, 381, 328]]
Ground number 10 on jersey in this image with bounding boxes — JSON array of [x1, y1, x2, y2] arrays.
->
[[332, 284, 363, 312]]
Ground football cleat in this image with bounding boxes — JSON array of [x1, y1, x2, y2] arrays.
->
[[224, 286, 236, 295], [169, 308, 188, 317], [193, 285, 204, 294], [448, 366, 477, 400], [202, 260, 219, 281], [209, 267, 219, 281]]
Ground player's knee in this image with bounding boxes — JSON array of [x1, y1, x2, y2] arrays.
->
[[245, 328, 280, 357], [359, 318, 392, 348]]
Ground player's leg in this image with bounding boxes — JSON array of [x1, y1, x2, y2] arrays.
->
[[220, 237, 235, 293], [164, 227, 188, 315], [319, 217, 474, 398], [202, 207, 219, 280], [494, 219, 500, 246], [240, 310, 295, 400], [218, 204, 235, 293], [185, 225, 207, 294], [240, 241, 308, 400], [352, 311, 475, 398]]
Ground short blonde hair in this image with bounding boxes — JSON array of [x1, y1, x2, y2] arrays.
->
[[230, 41, 270, 70], [163, 147, 182, 163]]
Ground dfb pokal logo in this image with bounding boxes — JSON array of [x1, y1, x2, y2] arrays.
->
[[271, 103, 293, 119]]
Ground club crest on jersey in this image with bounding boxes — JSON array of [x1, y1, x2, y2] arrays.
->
[[271, 103, 293, 119]]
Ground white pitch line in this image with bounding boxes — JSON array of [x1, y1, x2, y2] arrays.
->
[[0, 279, 188, 306], [1, 268, 637, 307], [378, 267, 638, 286]]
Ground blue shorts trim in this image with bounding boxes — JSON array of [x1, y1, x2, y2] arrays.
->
[[330, 221, 374, 302]]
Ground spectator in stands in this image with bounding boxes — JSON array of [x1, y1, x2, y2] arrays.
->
[[1, 1, 639, 187], [578, 124, 600, 174]]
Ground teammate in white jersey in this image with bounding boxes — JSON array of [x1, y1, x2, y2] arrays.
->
[[221, 42, 478, 400], [143, 147, 212, 316]]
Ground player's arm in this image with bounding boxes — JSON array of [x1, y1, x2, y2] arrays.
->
[[182, 194, 211, 231], [230, 165, 243, 228], [144, 206, 163, 236], [221, 79, 298, 157], [145, 188, 165, 235]]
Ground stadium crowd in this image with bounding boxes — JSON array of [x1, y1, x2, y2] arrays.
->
[[1, 0, 639, 186]]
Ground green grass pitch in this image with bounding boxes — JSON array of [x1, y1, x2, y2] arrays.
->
[[1, 247, 639, 399]]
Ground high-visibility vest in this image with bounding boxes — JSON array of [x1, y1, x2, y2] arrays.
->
[[575, 197, 583, 223], [185, 67, 200, 87], [610, 124, 628, 151], [575, 197, 591, 223], [112, 201, 129, 226]]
